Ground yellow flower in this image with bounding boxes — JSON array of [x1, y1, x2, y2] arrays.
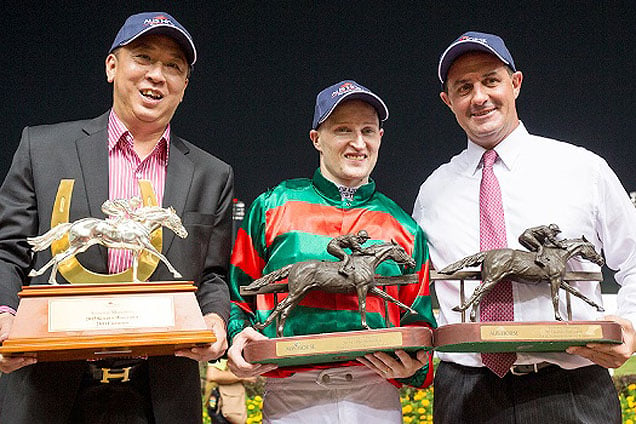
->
[[628, 384, 636, 391], [625, 419, 633, 424], [402, 404, 413, 414], [421, 399, 431, 407], [418, 407, 426, 414]]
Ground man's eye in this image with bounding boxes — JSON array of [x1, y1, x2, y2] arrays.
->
[[165, 63, 184, 74], [485, 78, 499, 86], [458, 84, 471, 95], [135, 54, 152, 64], [336, 127, 351, 133]]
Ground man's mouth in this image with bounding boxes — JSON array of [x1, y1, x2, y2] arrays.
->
[[345, 154, 366, 161], [140, 89, 163, 100], [471, 108, 495, 117]]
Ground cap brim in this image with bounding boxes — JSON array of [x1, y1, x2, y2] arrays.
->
[[438, 41, 511, 84], [317, 91, 389, 128]]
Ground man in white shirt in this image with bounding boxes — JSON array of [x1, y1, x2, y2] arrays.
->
[[413, 31, 636, 423]]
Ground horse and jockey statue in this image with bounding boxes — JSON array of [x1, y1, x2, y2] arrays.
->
[[439, 224, 606, 322], [243, 235, 418, 338], [27, 197, 188, 283]]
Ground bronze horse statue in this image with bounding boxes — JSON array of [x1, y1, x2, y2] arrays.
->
[[244, 241, 417, 337], [28, 205, 188, 283], [439, 236, 605, 322]]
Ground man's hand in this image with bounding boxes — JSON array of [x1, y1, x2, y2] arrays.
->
[[227, 327, 277, 378], [357, 349, 429, 379], [0, 312, 36, 373], [175, 313, 228, 362], [566, 315, 636, 368]]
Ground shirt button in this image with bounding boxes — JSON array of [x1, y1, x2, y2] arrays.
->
[[322, 374, 330, 383], [345, 373, 353, 381], [344, 202, 351, 207]]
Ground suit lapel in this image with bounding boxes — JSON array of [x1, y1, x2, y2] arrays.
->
[[163, 135, 193, 254], [75, 112, 110, 268]]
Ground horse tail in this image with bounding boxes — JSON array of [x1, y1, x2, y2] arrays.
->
[[439, 251, 488, 274], [26, 223, 73, 251], [243, 264, 293, 292]]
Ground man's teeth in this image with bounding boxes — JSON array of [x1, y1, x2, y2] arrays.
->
[[141, 90, 162, 100], [473, 109, 493, 116], [345, 154, 365, 160]]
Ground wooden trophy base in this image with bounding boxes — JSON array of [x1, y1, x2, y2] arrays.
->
[[243, 327, 433, 367], [0, 282, 215, 361], [433, 320, 622, 353]]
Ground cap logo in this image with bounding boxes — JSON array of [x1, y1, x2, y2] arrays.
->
[[459, 35, 488, 44], [331, 82, 364, 98], [143, 15, 174, 27]]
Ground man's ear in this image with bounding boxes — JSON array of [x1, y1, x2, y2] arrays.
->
[[309, 129, 321, 152], [511, 71, 523, 99], [440, 91, 453, 110], [105, 54, 117, 83]]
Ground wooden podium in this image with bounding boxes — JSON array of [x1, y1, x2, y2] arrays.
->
[[0, 282, 215, 361]]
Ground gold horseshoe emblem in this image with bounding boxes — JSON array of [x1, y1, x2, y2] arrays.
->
[[50, 179, 162, 283]]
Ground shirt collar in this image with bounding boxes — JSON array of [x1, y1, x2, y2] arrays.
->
[[311, 168, 376, 203], [465, 121, 528, 176], [107, 110, 171, 160]]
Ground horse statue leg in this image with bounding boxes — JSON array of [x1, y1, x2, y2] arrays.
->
[[549, 278, 564, 321], [559, 280, 605, 312], [451, 280, 497, 322], [253, 292, 302, 337], [356, 285, 371, 330], [469, 279, 500, 322], [368, 287, 417, 316], [139, 239, 182, 279], [29, 242, 95, 284]]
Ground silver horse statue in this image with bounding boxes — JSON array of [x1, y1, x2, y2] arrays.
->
[[28, 201, 188, 283]]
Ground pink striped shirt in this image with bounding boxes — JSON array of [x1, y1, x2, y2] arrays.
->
[[107, 110, 169, 275]]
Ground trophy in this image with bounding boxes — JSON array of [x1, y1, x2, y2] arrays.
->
[[239, 234, 433, 367], [432, 224, 622, 353], [0, 179, 215, 361]]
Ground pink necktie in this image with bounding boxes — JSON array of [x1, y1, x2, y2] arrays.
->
[[479, 149, 516, 377]]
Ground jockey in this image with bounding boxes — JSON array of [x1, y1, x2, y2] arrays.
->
[[101, 197, 143, 224], [326, 230, 371, 276], [518, 223, 565, 267]]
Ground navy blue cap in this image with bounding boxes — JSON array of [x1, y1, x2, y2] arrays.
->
[[438, 31, 516, 85], [109, 12, 196, 66], [312, 80, 389, 130]]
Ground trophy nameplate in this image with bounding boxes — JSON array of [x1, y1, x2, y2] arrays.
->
[[244, 327, 433, 367], [0, 180, 215, 361], [433, 320, 622, 352]]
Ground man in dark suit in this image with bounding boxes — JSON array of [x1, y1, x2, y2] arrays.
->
[[0, 12, 233, 423]]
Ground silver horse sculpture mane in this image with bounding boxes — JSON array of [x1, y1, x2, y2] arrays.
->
[[28, 204, 188, 283]]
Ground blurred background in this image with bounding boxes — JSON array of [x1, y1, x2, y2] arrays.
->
[[2, 1, 633, 294]]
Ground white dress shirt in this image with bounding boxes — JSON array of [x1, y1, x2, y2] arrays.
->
[[413, 122, 636, 369]]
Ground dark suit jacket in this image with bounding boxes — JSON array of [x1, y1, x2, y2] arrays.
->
[[0, 112, 234, 423]]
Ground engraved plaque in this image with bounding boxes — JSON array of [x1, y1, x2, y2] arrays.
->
[[276, 331, 403, 356], [49, 295, 175, 332], [480, 324, 603, 341], [245, 327, 433, 367]]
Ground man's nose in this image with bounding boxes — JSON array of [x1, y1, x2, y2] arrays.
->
[[471, 84, 488, 105], [350, 132, 365, 148], [145, 62, 167, 83]]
